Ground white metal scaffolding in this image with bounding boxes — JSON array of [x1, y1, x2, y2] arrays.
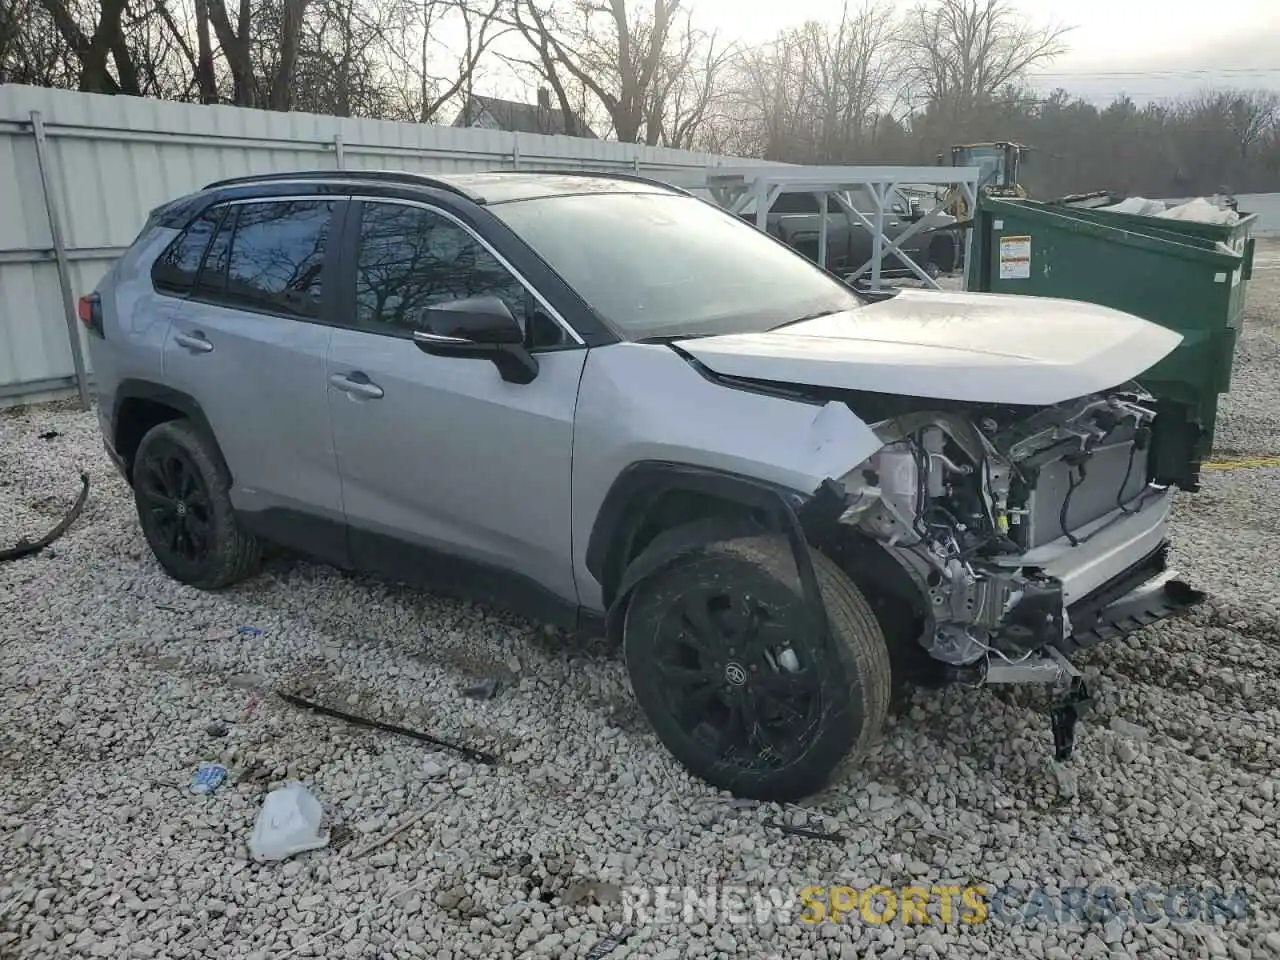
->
[[706, 165, 982, 291]]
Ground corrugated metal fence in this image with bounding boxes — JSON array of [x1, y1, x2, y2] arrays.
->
[[0, 84, 767, 404]]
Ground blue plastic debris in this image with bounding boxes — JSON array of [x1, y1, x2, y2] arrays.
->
[[191, 762, 228, 795], [238, 626, 264, 637]]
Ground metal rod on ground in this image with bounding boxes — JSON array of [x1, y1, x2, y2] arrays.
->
[[275, 691, 499, 765], [29, 110, 91, 411], [347, 808, 428, 858]]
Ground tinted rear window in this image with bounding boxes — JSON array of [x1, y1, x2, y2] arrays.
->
[[198, 200, 336, 319], [151, 209, 221, 295]]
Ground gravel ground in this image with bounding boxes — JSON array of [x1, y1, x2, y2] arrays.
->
[[2, 241, 1280, 960]]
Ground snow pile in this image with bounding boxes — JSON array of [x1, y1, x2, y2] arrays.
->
[[1102, 195, 1241, 225], [1158, 196, 1240, 225], [1102, 196, 1168, 216]]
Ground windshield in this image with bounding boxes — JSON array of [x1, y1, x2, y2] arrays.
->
[[489, 192, 863, 340]]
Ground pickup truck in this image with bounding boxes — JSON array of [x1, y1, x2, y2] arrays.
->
[[738, 187, 964, 279]]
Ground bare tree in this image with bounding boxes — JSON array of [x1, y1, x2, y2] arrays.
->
[[146, 0, 216, 101], [511, 0, 724, 145], [643, 13, 733, 148], [507, 0, 586, 135], [203, 0, 253, 103], [3, 0, 1279, 206], [35, 0, 144, 93], [728, 34, 803, 158], [376, 0, 505, 123], [1, 0, 79, 86], [899, 0, 1067, 123], [793, 3, 899, 159], [1222, 89, 1280, 159], [200, 0, 311, 108], [718, 3, 899, 163]]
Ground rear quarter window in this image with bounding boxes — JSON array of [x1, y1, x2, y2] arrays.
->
[[151, 209, 222, 296]]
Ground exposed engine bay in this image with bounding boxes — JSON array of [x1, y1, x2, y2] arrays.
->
[[837, 383, 1166, 666]]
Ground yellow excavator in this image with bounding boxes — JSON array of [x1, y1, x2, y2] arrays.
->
[[939, 141, 1030, 221]]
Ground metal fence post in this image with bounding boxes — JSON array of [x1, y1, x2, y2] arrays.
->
[[960, 180, 977, 292], [512, 134, 521, 170], [29, 110, 91, 411], [333, 134, 346, 170], [870, 181, 887, 291]]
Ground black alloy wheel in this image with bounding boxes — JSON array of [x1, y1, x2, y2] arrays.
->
[[137, 439, 213, 564], [651, 580, 824, 771], [624, 534, 892, 802], [131, 419, 263, 589]]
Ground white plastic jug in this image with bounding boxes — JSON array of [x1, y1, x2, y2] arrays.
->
[[249, 782, 330, 861]]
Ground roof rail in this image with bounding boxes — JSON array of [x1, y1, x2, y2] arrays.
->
[[522, 169, 694, 196], [201, 169, 477, 199], [201, 167, 693, 201]]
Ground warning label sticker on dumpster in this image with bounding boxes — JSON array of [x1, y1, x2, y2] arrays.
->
[[999, 235, 1032, 279]]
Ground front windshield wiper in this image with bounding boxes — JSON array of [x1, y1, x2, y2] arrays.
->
[[635, 332, 709, 345]]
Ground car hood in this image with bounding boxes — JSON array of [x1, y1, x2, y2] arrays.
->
[[675, 289, 1183, 405]]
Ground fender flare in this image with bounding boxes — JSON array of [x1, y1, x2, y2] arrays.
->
[[112, 379, 222, 478], [592, 462, 850, 645], [604, 515, 768, 644], [586, 461, 805, 605]]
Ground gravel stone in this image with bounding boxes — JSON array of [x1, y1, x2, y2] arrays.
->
[[2, 243, 1280, 958]]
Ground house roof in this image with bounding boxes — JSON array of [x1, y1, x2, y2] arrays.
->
[[453, 94, 598, 139]]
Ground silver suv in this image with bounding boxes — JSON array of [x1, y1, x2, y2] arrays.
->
[[85, 170, 1203, 801]]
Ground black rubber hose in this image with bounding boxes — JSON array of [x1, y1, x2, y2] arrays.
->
[[0, 472, 90, 563]]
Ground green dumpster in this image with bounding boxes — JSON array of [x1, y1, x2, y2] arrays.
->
[[965, 195, 1257, 490]]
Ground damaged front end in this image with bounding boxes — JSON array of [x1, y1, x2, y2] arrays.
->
[[829, 384, 1204, 756]]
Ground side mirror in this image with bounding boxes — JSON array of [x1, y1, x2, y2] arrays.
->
[[416, 295, 523, 344], [412, 296, 538, 384]]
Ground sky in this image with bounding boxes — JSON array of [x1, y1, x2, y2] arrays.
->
[[690, 0, 1280, 104]]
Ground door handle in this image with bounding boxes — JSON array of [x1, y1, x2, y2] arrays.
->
[[175, 331, 213, 353], [329, 372, 384, 400]]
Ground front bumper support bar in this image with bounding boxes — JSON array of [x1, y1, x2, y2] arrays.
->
[[1061, 567, 1205, 653], [954, 551, 1204, 761]]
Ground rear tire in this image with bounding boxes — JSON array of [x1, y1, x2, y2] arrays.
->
[[132, 419, 262, 590], [623, 533, 892, 801]]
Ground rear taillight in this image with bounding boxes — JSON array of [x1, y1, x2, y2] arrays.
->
[[78, 293, 104, 338]]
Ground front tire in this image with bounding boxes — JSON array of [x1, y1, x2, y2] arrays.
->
[[132, 419, 263, 589], [623, 534, 892, 801]]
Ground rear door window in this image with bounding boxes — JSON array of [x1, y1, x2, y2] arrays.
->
[[222, 200, 335, 319], [188, 199, 336, 319]]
